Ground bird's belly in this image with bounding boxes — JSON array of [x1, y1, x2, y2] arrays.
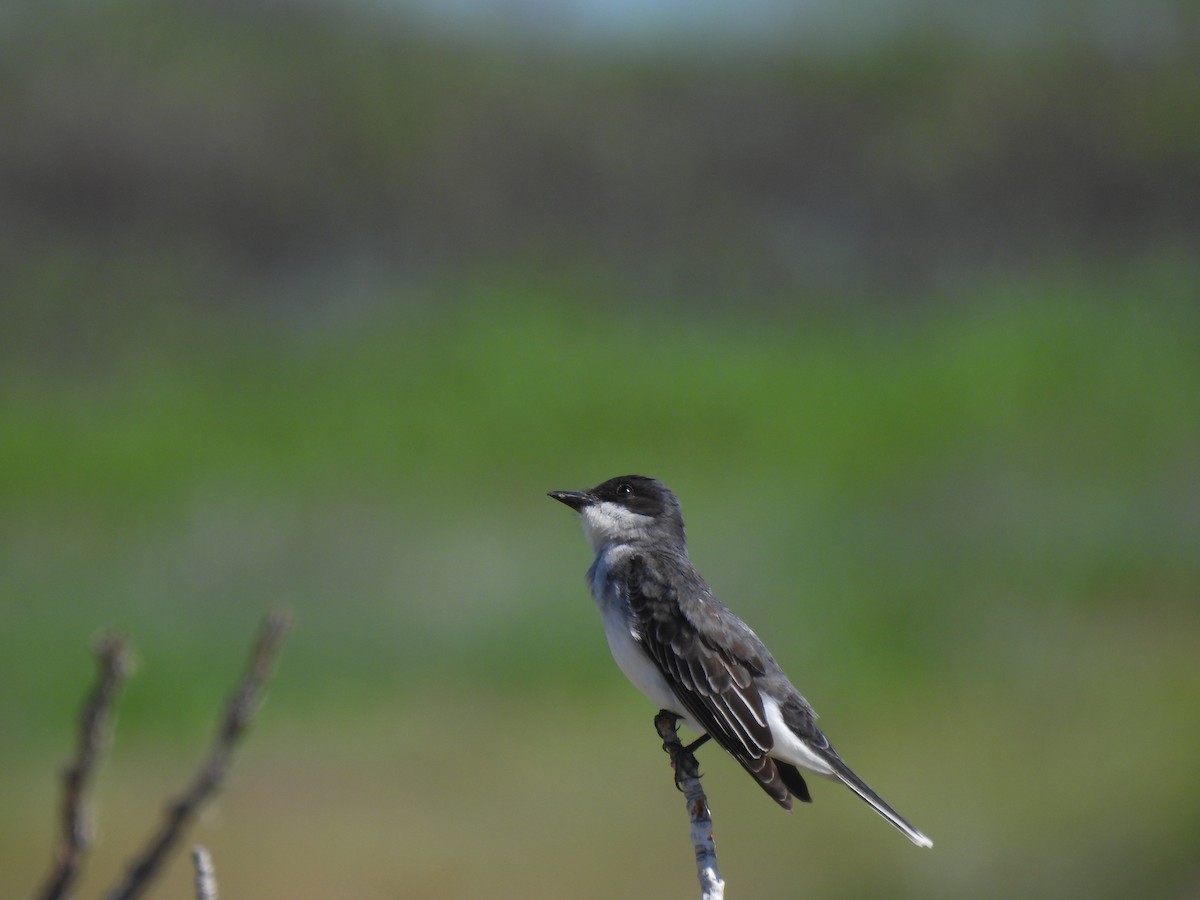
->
[[602, 607, 703, 734], [604, 624, 676, 709], [591, 551, 701, 733]]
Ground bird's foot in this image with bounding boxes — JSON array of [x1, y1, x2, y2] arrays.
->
[[655, 711, 706, 793]]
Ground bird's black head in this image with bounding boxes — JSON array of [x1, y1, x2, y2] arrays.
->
[[590, 475, 674, 515], [549, 475, 686, 551]]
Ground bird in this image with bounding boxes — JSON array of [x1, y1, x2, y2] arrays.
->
[[548, 474, 932, 848]]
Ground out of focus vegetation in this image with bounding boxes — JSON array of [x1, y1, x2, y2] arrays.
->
[[2, 2, 1198, 898]]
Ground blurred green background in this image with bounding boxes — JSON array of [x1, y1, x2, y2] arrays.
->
[[3, 1, 1199, 897]]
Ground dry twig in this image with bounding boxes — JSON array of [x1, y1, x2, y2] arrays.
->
[[36, 632, 134, 900], [104, 610, 291, 900], [655, 711, 725, 900]]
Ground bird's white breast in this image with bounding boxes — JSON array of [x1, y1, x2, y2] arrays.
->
[[600, 600, 683, 715], [589, 544, 700, 731]]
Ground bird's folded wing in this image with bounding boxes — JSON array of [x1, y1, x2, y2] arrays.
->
[[624, 553, 796, 808]]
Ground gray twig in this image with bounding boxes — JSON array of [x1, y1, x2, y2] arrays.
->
[[36, 632, 134, 900], [655, 711, 725, 900], [104, 610, 292, 900], [191, 846, 218, 900]]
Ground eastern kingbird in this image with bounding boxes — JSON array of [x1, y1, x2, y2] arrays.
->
[[549, 475, 932, 848]]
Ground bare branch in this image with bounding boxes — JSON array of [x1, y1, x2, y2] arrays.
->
[[655, 711, 725, 900], [36, 632, 134, 900], [191, 846, 218, 900], [105, 610, 292, 900]]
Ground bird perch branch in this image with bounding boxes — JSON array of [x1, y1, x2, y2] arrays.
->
[[104, 610, 291, 900], [36, 632, 134, 900], [191, 846, 218, 900], [655, 711, 725, 900]]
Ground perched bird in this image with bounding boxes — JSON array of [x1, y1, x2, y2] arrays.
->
[[549, 475, 932, 848]]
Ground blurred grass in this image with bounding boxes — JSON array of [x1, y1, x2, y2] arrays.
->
[[4, 263, 1198, 699], [2, 266, 1199, 897], [5, 260, 1196, 512]]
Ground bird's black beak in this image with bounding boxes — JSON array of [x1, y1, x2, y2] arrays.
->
[[548, 489, 594, 512]]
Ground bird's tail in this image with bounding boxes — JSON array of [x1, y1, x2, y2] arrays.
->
[[826, 755, 933, 848]]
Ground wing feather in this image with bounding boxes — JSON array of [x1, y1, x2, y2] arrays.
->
[[624, 552, 797, 808]]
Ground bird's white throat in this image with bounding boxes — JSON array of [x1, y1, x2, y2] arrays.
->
[[580, 501, 654, 552]]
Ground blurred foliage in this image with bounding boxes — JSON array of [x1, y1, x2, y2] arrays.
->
[[2, 2, 1199, 898], [3, 0, 1198, 319]]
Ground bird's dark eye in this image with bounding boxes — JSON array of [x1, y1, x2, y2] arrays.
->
[[617, 483, 633, 496]]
